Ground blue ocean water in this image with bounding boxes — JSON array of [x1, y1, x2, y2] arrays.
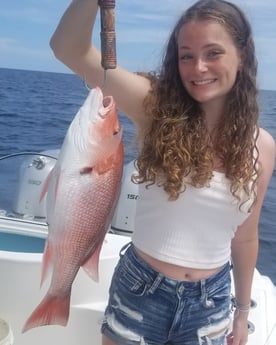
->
[[0, 67, 275, 284]]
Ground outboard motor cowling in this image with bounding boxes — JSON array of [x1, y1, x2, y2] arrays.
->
[[111, 160, 138, 236], [12, 150, 59, 220]]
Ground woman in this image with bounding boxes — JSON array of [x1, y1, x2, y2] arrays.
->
[[50, 0, 275, 344]]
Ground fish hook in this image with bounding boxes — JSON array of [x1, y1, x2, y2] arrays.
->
[[84, 70, 107, 91], [102, 69, 108, 90]]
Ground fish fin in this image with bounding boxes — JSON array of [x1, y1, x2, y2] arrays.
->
[[40, 241, 52, 288], [22, 293, 70, 333], [82, 241, 104, 282], [39, 169, 53, 202], [54, 171, 61, 203]]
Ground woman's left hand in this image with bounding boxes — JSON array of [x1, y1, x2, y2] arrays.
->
[[227, 311, 249, 345]]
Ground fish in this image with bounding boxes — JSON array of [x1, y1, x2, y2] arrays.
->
[[22, 87, 124, 332]]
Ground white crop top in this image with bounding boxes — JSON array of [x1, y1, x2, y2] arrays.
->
[[132, 171, 254, 269]]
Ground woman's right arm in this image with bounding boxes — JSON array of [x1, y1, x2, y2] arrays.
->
[[50, 0, 151, 127]]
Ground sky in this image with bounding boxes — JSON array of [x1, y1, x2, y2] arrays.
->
[[1, 0, 276, 90]]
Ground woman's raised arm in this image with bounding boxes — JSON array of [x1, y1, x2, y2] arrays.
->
[[50, 0, 151, 127]]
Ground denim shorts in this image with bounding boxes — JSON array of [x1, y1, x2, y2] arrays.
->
[[101, 243, 231, 345]]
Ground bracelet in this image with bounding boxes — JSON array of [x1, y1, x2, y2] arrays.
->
[[233, 300, 251, 312]]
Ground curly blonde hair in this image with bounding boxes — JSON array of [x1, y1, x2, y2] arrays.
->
[[134, 0, 259, 204]]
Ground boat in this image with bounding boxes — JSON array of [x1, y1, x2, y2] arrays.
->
[[0, 152, 276, 345]]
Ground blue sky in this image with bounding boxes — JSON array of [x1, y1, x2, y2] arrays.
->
[[1, 0, 276, 90]]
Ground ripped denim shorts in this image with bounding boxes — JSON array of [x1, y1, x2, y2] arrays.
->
[[101, 243, 231, 345]]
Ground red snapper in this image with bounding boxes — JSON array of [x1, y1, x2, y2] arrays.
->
[[23, 87, 123, 332]]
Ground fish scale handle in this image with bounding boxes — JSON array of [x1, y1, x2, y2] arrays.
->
[[98, 0, 117, 70]]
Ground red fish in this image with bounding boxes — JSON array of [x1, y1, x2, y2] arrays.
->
[[23, 87, 123, 332]]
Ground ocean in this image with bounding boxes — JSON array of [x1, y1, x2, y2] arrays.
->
[[0, 67, 275, 284]]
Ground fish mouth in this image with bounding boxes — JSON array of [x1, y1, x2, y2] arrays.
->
[[98, 94, 114, 119], [103, 95, 112, 108]]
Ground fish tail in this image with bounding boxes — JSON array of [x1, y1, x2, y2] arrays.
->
[[22, 293, 70, 333]]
